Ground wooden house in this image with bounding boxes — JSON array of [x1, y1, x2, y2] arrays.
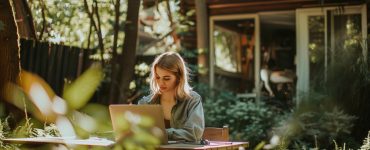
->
[[180, 0, 369, 102]]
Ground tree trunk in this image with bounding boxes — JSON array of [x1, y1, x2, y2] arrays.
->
[[108, 0, 120, 104], [12, 0, 36, 39], [0, 0, 21, 101], [110, 0, 141, 104]]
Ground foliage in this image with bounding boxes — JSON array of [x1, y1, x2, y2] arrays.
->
[[0, 117, 17, 149], [27, 0, 197, 104], [360, 131, 370, 150], [28, 0, 127, 49], [133, 62, 151, 92], [12, 118, 34, 138], [79, 103, 114, 137], [198, 83, 287, 146], [2, 66, 102, 143], [32, 123, 61, 137], [269, 29, 369, 149], [0, 116, 61, 149], [112, 111, 162, 150], [28, 0, 187, 53], [273, 97, 357, 149], [1, 63, 163, 149], [63, 64, 104, 109]]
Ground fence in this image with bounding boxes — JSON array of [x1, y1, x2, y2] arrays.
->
[[20, 38, 95, 96]]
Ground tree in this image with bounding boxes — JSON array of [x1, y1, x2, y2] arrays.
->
[[26, 0, 184, 104], [0, 0, 21, 101], [12, 0, 36, 39], [109, 0, 141, 103]]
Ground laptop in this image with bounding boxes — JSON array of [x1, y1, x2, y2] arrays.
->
[[109, 104, 168, 144]]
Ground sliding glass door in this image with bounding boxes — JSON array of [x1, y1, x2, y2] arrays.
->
[[296, 5, 367, 100]]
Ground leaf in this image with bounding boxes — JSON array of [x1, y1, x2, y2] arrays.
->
[[67, 111, 99, 139], [80, 103, 113, 133], [12, 119, 33, 138], [19, 70, 56, 100], [63, 64, 103, 109], [185, 9, 195, 17], [7, 71, 58, 123], [80, 103, 110, 123]]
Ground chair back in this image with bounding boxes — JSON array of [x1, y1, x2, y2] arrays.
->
[[202, 126, 229, 141]]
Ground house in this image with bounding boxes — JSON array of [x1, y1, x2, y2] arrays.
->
[[180, 0, 369, 103]]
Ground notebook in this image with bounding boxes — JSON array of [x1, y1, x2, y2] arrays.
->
[[109, 104, 169, 144]]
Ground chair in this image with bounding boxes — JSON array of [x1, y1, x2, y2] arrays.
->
[[202, 126, 229, 141]]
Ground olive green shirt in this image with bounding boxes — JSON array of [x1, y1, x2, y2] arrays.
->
[[138, 91, 205, 142]]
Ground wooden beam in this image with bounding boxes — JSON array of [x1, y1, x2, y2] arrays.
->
[[208, 0, 315, 9], [209, 2, 309, 15], [207, 0, 365, 15]]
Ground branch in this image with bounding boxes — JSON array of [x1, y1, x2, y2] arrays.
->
[[83, 0, 98, 42], [165, 0, 179, 46], [138, 27, 175, 54], [87, 14, 93, 49], [38, 0, 47, 41], [112, 0, 120, 58], [84, 0, 105, 65], [94, 0, 105, 64]]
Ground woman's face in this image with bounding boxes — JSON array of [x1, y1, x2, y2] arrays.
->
[[155, 67, 178, 93]]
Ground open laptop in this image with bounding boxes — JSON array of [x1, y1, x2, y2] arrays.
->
[[109, 104, 168, 144]]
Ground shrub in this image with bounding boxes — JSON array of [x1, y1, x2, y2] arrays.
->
[[198, 83, 287, 146]]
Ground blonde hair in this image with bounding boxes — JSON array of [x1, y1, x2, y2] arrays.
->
[[149, 52, 192, 100]]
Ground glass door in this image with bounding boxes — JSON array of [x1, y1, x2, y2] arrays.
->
[[296, 5, 367, 101], [209, 14, 261, 97]]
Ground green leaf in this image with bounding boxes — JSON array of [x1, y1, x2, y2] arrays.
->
[[72, 122, 90, 139], [186, 9, 195, 17], [80, 103, 113, 134], [63, 64, 103, 109]]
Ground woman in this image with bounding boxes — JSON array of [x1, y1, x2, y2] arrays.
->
[[138, 52, 205, 142], [260, 50, 296, 97]]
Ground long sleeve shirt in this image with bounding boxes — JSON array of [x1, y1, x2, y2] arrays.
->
[[138, 91, 205, 142]]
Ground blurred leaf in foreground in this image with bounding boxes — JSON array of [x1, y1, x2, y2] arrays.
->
[[4, 80, 57, 123], [113, 111, 162, 150], [4, 64, 104, 137], [63, 64, 103, 110]]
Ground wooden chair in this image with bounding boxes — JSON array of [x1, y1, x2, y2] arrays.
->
[[202, 126, 229, 141]]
